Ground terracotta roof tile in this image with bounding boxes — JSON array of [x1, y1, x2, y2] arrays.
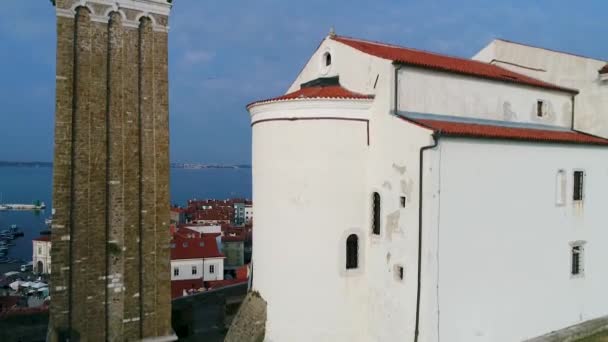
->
[[247, 85, 373, 108], [332, 35, 578, 94], [171, 279, 204, 299], [33, 236, 51, 242], [171, 234, 224, 260], [404, 117, 608, 145]]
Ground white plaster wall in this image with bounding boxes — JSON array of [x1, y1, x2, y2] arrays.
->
[[473, 40, 608, 137], [398, 66, 573, 128], [435, 139, 608, 341], [251, 117, 371, 342], [170, 258, 224, 281]]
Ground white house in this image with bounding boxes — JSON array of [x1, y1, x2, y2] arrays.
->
[[244, 204, 253, 223], [32, 236, 51, 274], [247, 33, 608, 342], [170, 234, 224, 282]]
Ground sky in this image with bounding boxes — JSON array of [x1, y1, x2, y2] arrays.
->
[[0, 0, 607, 164]]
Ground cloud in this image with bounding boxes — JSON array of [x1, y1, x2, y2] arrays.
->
[[182, 50, 215, 65]]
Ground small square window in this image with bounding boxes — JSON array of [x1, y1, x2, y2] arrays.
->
[[400, 196, 406, 208]]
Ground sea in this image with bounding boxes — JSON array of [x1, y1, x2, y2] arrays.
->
[[0, 166, 252, 263]]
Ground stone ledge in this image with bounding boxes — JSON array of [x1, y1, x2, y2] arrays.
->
[[525, 315, 608, 342]]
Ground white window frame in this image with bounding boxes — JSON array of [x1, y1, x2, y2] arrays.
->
[[555, 169, 566, 206], [209, 264, 215, 274]]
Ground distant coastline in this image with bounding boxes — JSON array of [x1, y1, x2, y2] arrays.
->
[[0, 161, 251, 169]]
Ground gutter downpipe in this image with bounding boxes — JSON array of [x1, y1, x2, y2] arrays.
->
[[414, 131, 440, 342], [393, 62, 441, 342]]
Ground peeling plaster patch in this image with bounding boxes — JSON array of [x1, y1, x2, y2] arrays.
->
[[55, 286, 67, 291], [61, 235, 70, 241], [133, 292, 140, 297], [401, 179, 414, 200], [385, 210, 401, 240], [503, 102, 517, 121], [382, 181, 392, 190], [393, 163, 407, 175]]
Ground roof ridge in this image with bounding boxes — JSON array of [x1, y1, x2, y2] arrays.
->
[[333, 35, 501, 68], [332, 34, 578, 94], [494, 38, 608, 63]]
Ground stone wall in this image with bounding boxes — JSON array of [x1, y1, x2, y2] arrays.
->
[[49, 1, 173, 340]]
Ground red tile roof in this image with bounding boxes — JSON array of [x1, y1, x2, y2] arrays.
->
[[205, 279, 248, 290], [33, 236, 51, 242], [171, 279, 204, 299], [332, 35, 578, 94], [404, 117, 608, 145], [248, 85, 373, 108], [171, 234, 224, 260]]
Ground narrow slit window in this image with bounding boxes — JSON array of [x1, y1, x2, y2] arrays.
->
[[571, 244, 585, 276], [372, 192, 381, 235], [556, 170, 566, 206], [400, 196, 407, 208], [346, 234, 359, 269], [573, 171, 584, 201]]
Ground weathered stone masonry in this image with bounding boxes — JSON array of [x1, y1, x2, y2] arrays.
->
[[49, 1, 173, 341]]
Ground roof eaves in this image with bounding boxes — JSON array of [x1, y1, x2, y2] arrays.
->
[[391, 60, 579, 95]]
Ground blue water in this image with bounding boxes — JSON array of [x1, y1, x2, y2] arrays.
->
[[0, 167, 252, 261]]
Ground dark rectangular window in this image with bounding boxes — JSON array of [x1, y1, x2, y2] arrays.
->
[[572, 246, 581, 275], [173, 267, 179, 276], [573, 171, 584, 201], [372, 193, 381, 235], [537, 100, 544, 117], [400, 196, 406, 208], [192, 266, 197, 275], [346, 234, 359, 269], [209, 265, 215, 274]]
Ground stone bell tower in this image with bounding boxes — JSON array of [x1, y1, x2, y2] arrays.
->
[[49, 0, 174, 340]]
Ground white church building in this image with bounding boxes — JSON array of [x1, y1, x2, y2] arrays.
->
[[247, 33, 608, 342]]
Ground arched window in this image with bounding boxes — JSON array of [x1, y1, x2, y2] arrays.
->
[[324, 52, 332, 66], [372, 192, 381, 235], [346, 234, 359, 269]]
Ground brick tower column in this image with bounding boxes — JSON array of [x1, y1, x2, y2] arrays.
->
[[49, 1, 174, 341]]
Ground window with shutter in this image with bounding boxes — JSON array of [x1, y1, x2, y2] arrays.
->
[[573, 171, 584, 201]]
